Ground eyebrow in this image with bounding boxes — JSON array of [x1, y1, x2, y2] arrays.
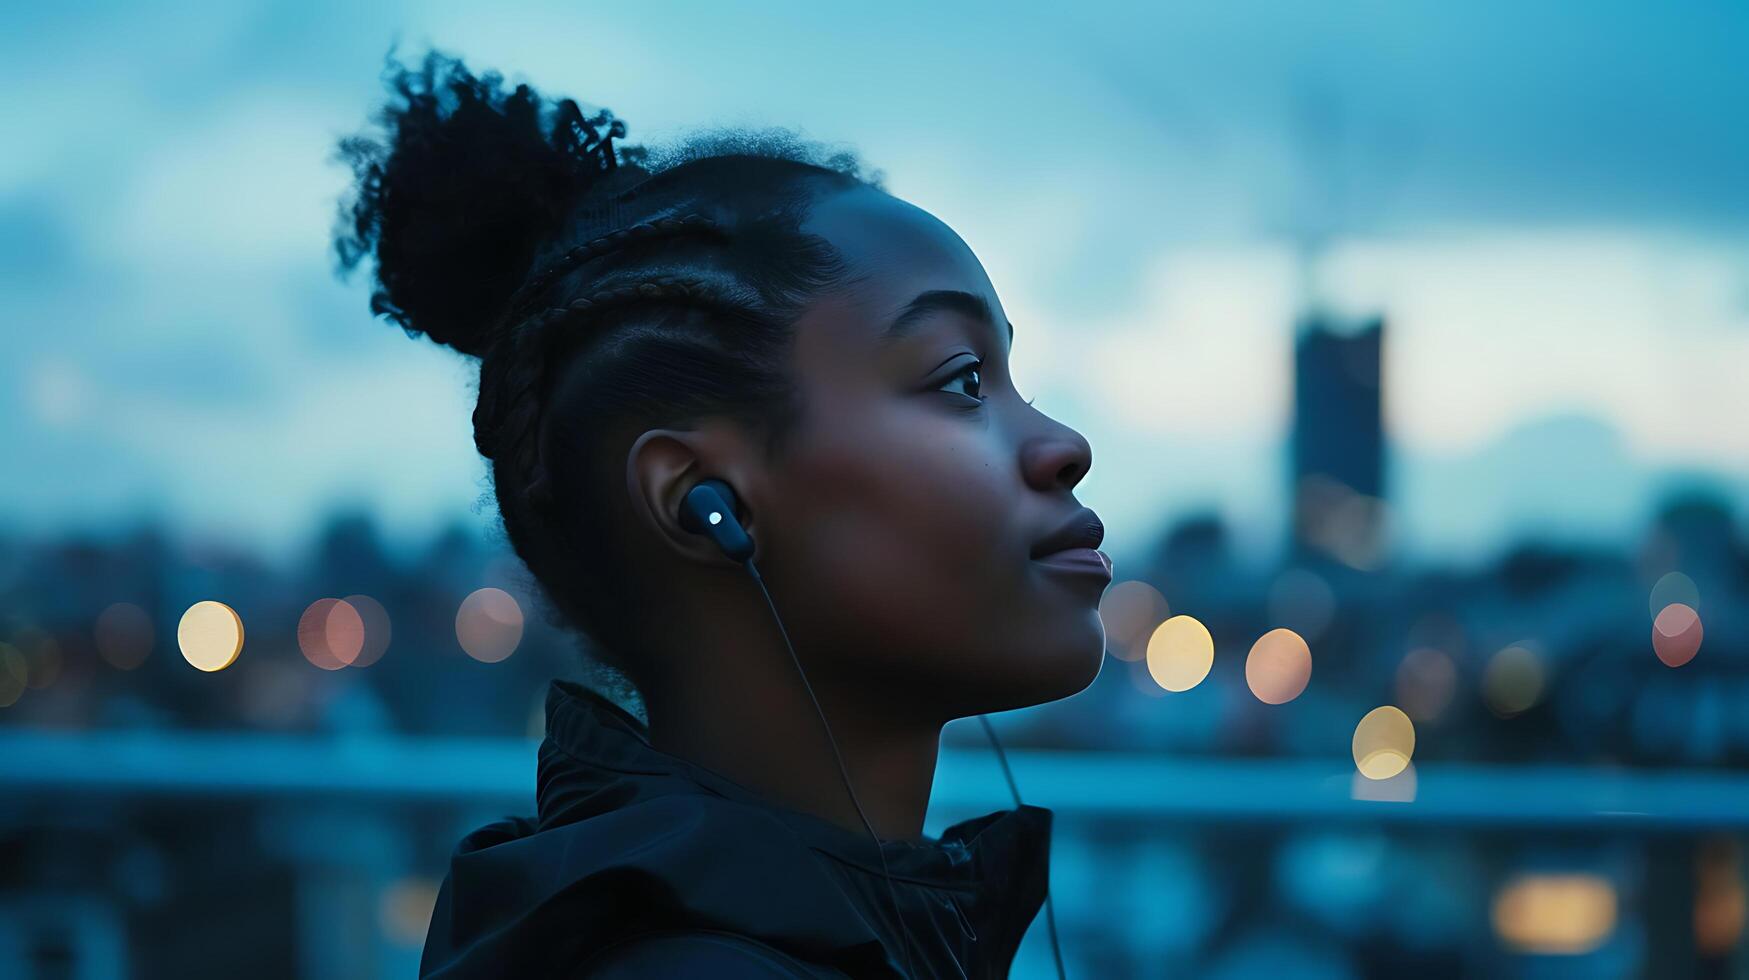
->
[[879, 289, 1014, 348]]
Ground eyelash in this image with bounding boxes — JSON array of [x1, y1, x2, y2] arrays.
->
[[938, 360, 984, 402], [933, 359, 1036, 407]]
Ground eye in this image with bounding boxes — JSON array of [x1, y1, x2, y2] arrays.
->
[[936, 360, 983, 401]]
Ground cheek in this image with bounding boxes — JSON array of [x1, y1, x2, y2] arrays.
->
[[781, 407, 1020, 646], [768, 396, 1104, 713]]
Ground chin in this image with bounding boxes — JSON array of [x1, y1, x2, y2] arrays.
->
[[1048, 622, 1107, 699], [975, 621, 1106, 714]]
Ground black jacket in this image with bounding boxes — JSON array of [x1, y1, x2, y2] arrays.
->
[[419, 680, 1053, 979]]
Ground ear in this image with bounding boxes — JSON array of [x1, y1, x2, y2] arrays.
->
[[625, 425, 757, 567]]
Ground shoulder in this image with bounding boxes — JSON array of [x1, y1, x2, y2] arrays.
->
[[579, 930, 840, 979]]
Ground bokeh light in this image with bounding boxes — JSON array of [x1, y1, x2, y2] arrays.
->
[[1483, 644, 1544, 717], [342, 593, 391, 667], [1146, 614, 1214, 693], [378, 877, 441, 947], [1697, 883, 1747, 956], [298, 598, 364, 670], [1696, 836, 1746, 955], [95, 601, 154, 670], [1652, 602, 1703, 668], [0, 643, 26, 708], [456, 587, 524, 663], [1395, 647, 1457, 722], [1099, 580, 1168, 662], [1352, 706, 1416, 780], [1492, 873, 1616, 954], [1648, 571, 1700, 619], [1266, 568, 1336, 642], [1245, 628, 1312, 704], [177, 600, 244, 672]]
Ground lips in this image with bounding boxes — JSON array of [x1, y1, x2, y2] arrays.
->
[[1034, 546, 1113, 582], [1032, 507, 1112, 583], [1032, 507, 1105, 559]]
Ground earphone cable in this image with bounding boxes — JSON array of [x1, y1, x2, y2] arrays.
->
[[975, 714, 1067, 980], [744, 558, 922, 980]]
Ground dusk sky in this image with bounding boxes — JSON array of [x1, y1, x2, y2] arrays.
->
[[4, 0, 1746, 566]]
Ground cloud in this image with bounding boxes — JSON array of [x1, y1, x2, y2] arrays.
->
[[1316, 229, 1749, 460], [103, 88, 359, 272], [5, 0, 1748, 561]]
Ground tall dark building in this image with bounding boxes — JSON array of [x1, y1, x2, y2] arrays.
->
[[1289, 312, 1387, 567]]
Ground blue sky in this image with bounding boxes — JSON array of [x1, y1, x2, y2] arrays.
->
[[2, 0, 1746, 566]]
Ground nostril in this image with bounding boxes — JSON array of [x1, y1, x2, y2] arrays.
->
[[1021, 431, 1094, 493], [1058, 458, 1087, 489]]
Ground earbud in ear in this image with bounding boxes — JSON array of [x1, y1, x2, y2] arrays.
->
[[679, 478, 755, 563]]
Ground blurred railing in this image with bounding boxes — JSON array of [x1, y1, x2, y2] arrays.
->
[[6, 729, 1746, 978], [4, 728, 1748, 828]]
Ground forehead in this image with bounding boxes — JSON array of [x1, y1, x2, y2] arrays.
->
[[792, 185, 1004, 354]]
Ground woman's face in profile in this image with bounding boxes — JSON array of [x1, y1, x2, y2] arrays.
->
[[755, 184, 1107, 720]]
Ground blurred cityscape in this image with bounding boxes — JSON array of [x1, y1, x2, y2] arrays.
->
[[4, 300, 1745, 979]]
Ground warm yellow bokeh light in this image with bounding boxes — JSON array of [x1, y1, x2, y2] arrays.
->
[[1099, 580, 1168, 662], [457, 587, 524, 663], [1146, 615, 1214, 693], [1352, 705, 1416, 780], [1493, 873, 1617, 954], [95, 602, 154, 670], [1484, 644, 1544, 717], [1245, 628, 1312, 704], [177, 600, 244, 672], [1653, 602, 1703, 668]]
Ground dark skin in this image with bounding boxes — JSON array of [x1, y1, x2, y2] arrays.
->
[[618, 182, 1105, 842]]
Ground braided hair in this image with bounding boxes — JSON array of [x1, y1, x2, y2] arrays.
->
[[331, 48, 885, 685]]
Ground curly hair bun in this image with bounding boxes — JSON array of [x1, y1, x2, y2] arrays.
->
[[331, 47, 643, 359]]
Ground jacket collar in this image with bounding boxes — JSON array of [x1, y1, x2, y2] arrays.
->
[[538, 679, 1053, 972]]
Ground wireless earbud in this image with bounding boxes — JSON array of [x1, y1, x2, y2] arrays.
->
[[678, 477, 755, 563]]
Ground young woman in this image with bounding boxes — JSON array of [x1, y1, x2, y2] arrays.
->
[[334, 49, 1110, 979]]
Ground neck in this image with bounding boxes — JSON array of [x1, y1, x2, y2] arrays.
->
[[643, 650, 942, 843]]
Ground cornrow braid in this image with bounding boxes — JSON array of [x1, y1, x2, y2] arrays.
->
[[478, 270, 773, 515], [502, 211, 730, 327], [336, 47, 877, 683]]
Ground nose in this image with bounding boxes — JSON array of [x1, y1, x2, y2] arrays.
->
[[1020, 413, 1093, 494]]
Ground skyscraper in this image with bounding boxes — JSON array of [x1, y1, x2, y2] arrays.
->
[[1289, 313, 1387, 568]]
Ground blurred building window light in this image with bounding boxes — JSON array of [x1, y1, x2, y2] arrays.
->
[[1492, 873, 1616, 955]]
